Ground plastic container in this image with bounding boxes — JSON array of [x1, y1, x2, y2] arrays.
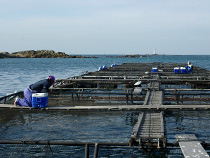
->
[[32, 93, 48, 108], [174, 67, 180, 73], [98, 67, 103, 71], [152, 68, 158, 72], [180, 67, 187, 73], [102, 65, 107, 69], [111, 64, 117, 67]]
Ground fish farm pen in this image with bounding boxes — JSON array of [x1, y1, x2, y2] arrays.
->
[[1, 62, 210, 157]]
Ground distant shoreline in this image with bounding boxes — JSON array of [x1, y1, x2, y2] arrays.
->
[[1, 50, 209, 59], [0, 50, 98, 58]]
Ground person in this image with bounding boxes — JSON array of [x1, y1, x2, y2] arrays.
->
[[14, 75, 55, 107], [185, 61, 193, 73]]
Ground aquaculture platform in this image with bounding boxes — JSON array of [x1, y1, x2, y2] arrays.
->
[[1, 62, 210, 157], [1, 63, 210, 109]]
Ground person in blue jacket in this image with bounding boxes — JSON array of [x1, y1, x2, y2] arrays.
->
[[14, 75, 55, 107]]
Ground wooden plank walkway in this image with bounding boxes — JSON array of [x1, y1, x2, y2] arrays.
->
[[2, 104, 210, 110], [176, 134, 209, 158]]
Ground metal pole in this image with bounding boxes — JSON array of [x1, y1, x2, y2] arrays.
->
[[94, 143, 99, 158], [131, 89, 133, 104], [85, 144, 89, 158], [126, 89, 129, 105]]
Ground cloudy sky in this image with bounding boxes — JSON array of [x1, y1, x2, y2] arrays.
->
[[0, 0, 209, 55]]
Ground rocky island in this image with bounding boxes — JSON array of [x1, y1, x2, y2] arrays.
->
[[0, 50, 97, 58]]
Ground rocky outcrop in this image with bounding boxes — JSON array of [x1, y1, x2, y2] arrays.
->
[[0, 52, 20, 58], [0, 50, 97, 58]]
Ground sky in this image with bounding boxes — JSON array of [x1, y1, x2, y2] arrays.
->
[[0, 0, 210, 55]]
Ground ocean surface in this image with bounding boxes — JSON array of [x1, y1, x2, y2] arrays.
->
[[1, 55, 210, 157]]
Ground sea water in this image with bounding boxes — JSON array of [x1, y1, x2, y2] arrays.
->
[[1, 55, 210, 157]]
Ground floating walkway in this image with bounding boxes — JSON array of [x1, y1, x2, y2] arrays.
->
[[1, 62, 210, 157], [143, 90, 163, 105], [130, 112, 165, 149]]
